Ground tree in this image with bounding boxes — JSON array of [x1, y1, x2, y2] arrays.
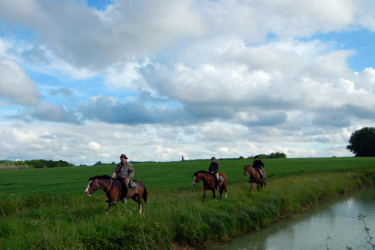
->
[[275, 152, 286, 158], [347, 127, 375, 157], [94, 161, 103, 166]]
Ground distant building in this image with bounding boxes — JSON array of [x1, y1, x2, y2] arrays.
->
[[182, 155, 185, 161]]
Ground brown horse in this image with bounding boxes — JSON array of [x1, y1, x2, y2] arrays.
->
[[84, 175, 147, 214], [192, 171, 228, 203], [244, 165, 267, 192]]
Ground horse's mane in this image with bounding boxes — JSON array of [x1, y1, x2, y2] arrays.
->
[[193, 170, 210, 176], [89, 175, 113, 181]]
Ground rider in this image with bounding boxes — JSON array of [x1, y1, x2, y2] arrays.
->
[[253, 155, 265, 183], [112, 154, 134, 201], [208, 157, 220, 190]]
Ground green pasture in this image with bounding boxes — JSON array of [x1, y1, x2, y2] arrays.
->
[[1, 157, 375, 196], [1, 157, 375, 249]]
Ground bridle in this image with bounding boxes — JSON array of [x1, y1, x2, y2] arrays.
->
[[90, 178, 114, 194], [193, 174, 201, 186], [244, 167, 252, 178]]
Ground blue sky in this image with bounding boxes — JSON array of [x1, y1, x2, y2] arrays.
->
[[313, 30, 375, 72], [1, 0, 375, 164]]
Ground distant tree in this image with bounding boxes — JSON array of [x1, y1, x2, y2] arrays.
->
[[250, 153, 286, 159], [257, 154, 267, 159], [182, 156, 185, 161], [347, 127, 375, 157], [94, 161, 103, 166], [275, 152, 287, 159], [239, 156, 244, 159]]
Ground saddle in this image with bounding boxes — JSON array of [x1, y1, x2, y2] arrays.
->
[[129, 181, 137, 189], [116, 178, 137, 190]]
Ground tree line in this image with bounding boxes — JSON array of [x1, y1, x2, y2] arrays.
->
[[247, 152, 287, 159], [0, 159, 73, 170]]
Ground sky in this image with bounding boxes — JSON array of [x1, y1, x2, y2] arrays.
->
[[1, 0, 375, 164]]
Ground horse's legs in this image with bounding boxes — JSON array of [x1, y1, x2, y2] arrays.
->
[[257, 183, 260, 192], [136, 194, 143, 214], [213, 190, 217, 201], [219, 186, 223, 199], [132, 194, 143, 214], [202, 189, 207, 203], [250, 182, 253, 192], [108, 202, 116, 208]]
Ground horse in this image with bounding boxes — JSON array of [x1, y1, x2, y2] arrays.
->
[[192, 171, 227, 203], [84, 175, 147, 214], [244, 165, 267, 192]]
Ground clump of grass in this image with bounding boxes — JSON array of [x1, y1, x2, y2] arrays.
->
[[358, 213, 375, 250]]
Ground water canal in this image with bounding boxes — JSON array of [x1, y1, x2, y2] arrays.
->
[[209, 188, 375, 250]]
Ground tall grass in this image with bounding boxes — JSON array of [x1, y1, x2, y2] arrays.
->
[[1, 171, 374, 249]]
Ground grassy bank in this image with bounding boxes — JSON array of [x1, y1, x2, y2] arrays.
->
[[1, 167, 375, 249]]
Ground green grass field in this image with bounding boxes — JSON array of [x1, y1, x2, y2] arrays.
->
[[1, 157, 375, 249], [1, 157, 375, 196]]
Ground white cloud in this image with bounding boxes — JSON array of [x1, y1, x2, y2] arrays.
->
[[1, 0, 372, 76], [104, 62, 143, 90], [0, 57, 41, 105], [0, 120, 353, 164], [143, 38, 375, 115], [0, 0, 204, 71], [88, 141, 101, 151], [2, 0, 375, 162]]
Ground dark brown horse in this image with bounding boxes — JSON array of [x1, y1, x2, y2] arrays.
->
[[244, 165, 267, 192], [84, 175, 147, 213], [192, 171, 227, 203]]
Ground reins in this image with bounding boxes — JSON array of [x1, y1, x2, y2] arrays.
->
[[105, 179, 113, 193], [95, 179, 114, 200]]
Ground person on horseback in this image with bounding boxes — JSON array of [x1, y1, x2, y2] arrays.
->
[[112, 154, 134, 201], [208, 157, 220, 190], [253, 155, 265, 183]]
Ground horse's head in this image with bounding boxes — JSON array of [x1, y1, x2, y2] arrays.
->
[[84, 178, 99, 197], [192, 171, 200, 186], [244, 165, 252, 176]]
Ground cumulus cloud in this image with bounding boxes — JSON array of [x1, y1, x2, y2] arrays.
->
[[139, 38, 375, 129], [78, 96, 156, 124], [0, 120, 353, 164], [15, 103, 81, 124], [1, 0, 374, 76], [0, 58, 41, 105], [2, 0, 375, 162], [0, 0, 204, 71], [77, 95, 189, 125]]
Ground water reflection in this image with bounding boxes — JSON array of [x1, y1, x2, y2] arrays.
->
[[209, 188, 375, 250]]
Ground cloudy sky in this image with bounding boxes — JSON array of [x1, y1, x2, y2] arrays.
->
[[1, 0, 375, 164]]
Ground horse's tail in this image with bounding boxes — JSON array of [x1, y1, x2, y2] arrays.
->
[[143, 186, 147, 204]]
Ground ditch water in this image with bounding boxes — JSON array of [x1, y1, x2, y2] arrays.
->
[[208, 188, 375, 250]]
